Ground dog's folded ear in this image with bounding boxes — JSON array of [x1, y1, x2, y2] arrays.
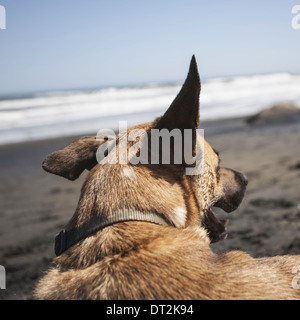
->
[[155, 55, 201, 155], [42, 136, 104, 181]]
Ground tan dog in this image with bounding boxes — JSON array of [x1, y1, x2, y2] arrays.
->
[[34, 56, 300, 299]]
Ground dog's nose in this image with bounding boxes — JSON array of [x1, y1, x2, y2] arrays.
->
[[238, 172, 248, 186]]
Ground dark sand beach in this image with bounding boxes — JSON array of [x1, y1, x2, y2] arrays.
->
[[0, 113, 300, 300]]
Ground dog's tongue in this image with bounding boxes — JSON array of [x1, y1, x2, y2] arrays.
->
[[203, 209, 228, 243]]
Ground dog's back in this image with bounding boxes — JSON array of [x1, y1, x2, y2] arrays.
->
[[34, 222, 299, 299]]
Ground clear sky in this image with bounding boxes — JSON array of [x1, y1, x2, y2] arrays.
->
[[0, 0, 299, 95]]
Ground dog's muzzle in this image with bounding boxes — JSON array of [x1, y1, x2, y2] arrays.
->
[[203, 170, 248, 243]]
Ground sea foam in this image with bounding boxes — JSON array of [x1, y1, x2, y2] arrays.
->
[[0, 72, 299, 145]]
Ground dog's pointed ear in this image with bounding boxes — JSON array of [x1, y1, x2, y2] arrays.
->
[[155, 55, 201, 154], [159, 55, 201, 130], [42, 136, 104, 181]]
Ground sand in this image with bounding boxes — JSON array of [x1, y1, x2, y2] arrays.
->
[[0, 115, 300, 300]]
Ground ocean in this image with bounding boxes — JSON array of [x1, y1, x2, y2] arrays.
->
[[0, 72, 300, 146]]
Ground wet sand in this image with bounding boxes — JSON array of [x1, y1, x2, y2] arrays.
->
[[0, 116, 300, 300]]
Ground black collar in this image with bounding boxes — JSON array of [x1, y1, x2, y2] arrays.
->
[[55, 208, 173, 256]]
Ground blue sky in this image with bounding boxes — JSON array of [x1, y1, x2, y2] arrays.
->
[[0, 0, 299, 95]]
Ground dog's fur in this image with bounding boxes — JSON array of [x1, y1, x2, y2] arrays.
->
[[34, 57, 300, 299]]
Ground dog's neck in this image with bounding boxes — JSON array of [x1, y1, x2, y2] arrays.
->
[[54, 221, 210, 270], [55, 208, 172, 256], [66, 164, 202, 230], [54, 163, 210, 267]]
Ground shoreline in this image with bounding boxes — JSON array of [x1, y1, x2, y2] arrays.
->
[[0, 114, 274, 151], [1, 102, 300, 151]]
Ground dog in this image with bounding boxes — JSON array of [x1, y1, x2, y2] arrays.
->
[[34, 56, 300, 299]]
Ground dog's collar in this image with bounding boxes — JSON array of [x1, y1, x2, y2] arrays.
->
[[54, 208, 172, 256]]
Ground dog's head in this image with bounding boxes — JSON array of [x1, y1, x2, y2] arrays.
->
[[42, 56, 247, 243]]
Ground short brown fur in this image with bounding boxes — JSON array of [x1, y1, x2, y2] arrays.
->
[[34, 57, 300, 300]]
